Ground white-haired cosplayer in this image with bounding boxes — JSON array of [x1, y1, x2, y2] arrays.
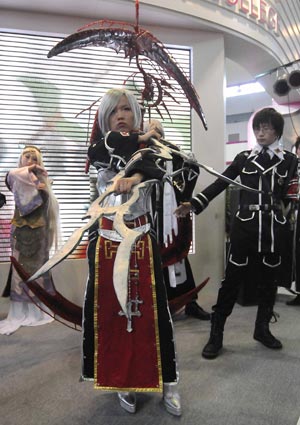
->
[[0, 145, 60, 335], [85, 88, 184, 416]]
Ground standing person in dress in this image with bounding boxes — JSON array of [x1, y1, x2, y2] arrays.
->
[[0, 145, 60, 335], [175, 107, 298, 358], [84, 88, 181, 416]]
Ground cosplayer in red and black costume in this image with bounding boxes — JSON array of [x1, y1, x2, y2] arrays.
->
[[84, 88, 183, 416]]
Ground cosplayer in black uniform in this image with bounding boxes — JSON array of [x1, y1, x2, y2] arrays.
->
[[176, 107, 298, 358]]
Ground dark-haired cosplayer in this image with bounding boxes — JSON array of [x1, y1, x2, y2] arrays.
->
[[176, 107, 299, 358]]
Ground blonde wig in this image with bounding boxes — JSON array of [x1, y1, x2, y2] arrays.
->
[[19, 146, 60, 251]]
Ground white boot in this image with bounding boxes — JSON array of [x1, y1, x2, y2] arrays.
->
[[163, 383, 182, 416], [117, 392, 136, 413]]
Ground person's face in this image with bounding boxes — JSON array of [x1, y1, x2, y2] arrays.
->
[[253, 123, 278, 146], [108, 95, 135, 133], [296, 146, 300, 158], [21, 150, 39, 167]]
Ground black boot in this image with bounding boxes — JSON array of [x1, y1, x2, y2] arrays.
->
[[185, 301, 211, 320], [202, 313, 226, 359], [253, 307, 282, 349], [286, 294, 300, 306]]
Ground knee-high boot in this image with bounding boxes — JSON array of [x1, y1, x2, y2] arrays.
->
[[202, 312, 227, 359], [253, 306, 282, 349]]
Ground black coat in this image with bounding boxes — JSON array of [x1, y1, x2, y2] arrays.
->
[[192, 149, 298, 255]]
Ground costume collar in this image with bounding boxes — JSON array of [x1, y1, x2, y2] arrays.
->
[[249, 140, 284, 160]]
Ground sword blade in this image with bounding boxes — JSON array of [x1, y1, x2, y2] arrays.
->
[[198, 162, 262, 193], [151, 137, 261, 194], [27, 183, 118, 282]]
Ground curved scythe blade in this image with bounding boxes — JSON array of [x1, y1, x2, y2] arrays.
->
[[47, 27, 207, 130]]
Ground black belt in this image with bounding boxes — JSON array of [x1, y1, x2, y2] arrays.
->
[[240, 204, 281, 212]]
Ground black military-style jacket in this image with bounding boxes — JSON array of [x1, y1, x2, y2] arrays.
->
[[191, 148, 298, 254]]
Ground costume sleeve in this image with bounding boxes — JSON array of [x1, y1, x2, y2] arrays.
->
[[87, 138, 110, 168], [171, 150, 200, 202], [191, 152, 246, 215], [88, 131, 140, 170], [124, 149, 166, 181], [7, 167, 43, 217], [105, 131, 139, 156]]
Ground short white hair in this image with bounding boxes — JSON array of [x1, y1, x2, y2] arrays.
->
[[98, 88, 142, 135]]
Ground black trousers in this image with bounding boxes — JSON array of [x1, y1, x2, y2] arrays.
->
[[213, 251, 279, 318]]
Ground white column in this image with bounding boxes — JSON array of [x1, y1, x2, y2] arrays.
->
[[190, 32, 226, 286]]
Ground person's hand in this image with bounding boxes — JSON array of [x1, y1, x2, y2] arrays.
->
[[113, 173, 143, 194], [138, 129, 161, 145], [174, 202, 192, 217], [37, 182, 46, 190], [28, 164, 48, 176]]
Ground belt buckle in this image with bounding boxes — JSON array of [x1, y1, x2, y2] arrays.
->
[[249, 204, 259, 211]]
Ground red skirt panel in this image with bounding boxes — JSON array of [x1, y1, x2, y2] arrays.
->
[[94, 225, 163, 392]]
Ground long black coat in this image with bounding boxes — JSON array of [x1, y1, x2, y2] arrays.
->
[[192, 149, 298, 257]]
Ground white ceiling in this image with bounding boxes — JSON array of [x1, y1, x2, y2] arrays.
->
[[1, 0, 297, 106], [0, 0, 213, 29], [0, 0, 278, 85]]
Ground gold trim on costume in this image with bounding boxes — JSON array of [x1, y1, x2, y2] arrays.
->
[[104, 240, 119, 259], [93, 226, 162, 393], [94, 385, 162, 392], [133, 240, 145, 260], [93, 222, 101, 389], [147, 234, 163, 393]]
